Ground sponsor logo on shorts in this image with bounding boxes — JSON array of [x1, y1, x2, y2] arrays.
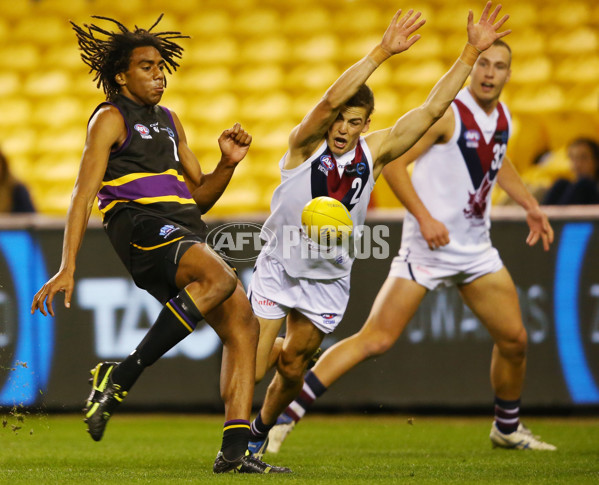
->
[[134, 123, 152, 139], [256, 298, 277, 307], [321, 313, 337, 325], [159, 224, 179, 238], [415, 265, 433, 275]]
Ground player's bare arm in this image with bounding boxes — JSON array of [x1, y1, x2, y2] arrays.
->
[[172, 110, 252, 213], [369, 1, 511, 174], [285, 8, 425, 170], [382, 109, 454, 250], [31, 106, 124, 316], [497, 156, 554, 251]]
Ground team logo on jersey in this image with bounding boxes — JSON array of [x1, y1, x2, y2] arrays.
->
[[134, 124, 152, 139], [464, 129, 480, 149], [150, 122, 160, 133], [320, 155, 335, 171], [159, 224, 179, 238]]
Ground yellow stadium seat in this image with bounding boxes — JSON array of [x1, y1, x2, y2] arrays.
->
[[80, 0, 146, 19], [0, 99, 32, 128], [497, 2, 539, 30], [0, 72, 20, 97], [176, 66, 232, 93], [339, 34, 383, 63], [23, 71, 71, 97], [181, 10, 232, 38], [292, 35, 339, 63], [393, 60, 446, 87], [233, 8, 280, 36], [43, 43, 87, 72], [183, 37, 238, 66], [13, 16, 72, 44], [36, 127, 85, 155], [0, 44, 40, 72], [566, 84, 599, 113], [235, 65, 284, 92], [366, 64, 392, 91], [31, 99, 85, 129], [283, 7, 330, 36], [183, 92, 239, 124], [0, 18, 7, 44], [506, 30, 546, 56], [398, 32, 443, 60], [555, 56, 599, 84], [0, 128, 37, 158], [510, 56, 552, 85], [509, 85, 566, 113], [239, 93, 291, 122], [286, 62, 339, 93], [541, 113, 599, 151], [240, 35, 288, 64], [0, 0, 31, 21], [548, 27, 597, 55], [331, 6, 382, 35], [540, 2, 591, 28]]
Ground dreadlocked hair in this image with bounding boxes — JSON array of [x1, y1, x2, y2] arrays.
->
[[71, 14, 189, 100]]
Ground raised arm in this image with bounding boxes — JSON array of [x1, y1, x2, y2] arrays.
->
[[285, 8, 425, 169], [497, 156, 554, 251], [370, 1, 511, 177], [31, 106, 123, 316], [172, 111, 252, 214]]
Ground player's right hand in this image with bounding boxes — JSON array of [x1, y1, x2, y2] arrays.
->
[[419, 216, 450, 250], [31, 271, 74, 317], [380, 8, 426, 55]]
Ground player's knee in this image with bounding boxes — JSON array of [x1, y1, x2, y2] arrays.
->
[[276, 354, 307, 383], [497, 327, 528, 363], [189, 269, 237, 307], [359, 329, 394, 358]]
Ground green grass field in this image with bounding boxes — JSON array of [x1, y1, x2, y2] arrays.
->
[[0, 413, 597, 484]]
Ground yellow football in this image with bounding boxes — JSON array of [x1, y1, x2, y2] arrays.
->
[[301, 196, 353, 246]]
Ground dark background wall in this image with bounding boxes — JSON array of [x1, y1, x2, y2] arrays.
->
[[1, 210, 598, 412]]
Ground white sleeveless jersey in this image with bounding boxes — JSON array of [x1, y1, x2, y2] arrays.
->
[[399, 88, 511, 266], [261, 137, 375, 279]]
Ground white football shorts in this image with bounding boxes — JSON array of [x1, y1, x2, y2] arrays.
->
[[247, 253, 350, 334], [389, 247, 504, 290]]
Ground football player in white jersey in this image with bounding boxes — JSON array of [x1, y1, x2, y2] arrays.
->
[[248, 3, 513, 456], [269, 41, 557, 452]]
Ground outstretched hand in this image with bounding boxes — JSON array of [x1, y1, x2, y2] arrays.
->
[[218, 123, 252, 165], [526, 207, 554, 251], [467, 1, 511, 52], [31, 270, 74, 317], [380, 9, 426, 55]]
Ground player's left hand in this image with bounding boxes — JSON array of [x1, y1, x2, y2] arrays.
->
[[525, 207, 554, 251], [466, 1, 511, 52], [218, 123, 252, 165]]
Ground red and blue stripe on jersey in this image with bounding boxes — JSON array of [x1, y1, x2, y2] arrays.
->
[[454, 99, 509, 220], [309, 142, 370, 211]]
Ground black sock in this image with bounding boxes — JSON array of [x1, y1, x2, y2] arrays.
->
[[494, 396, 521, 434], [221, 420, 251, 461], [249, 411, 272, 441], [112, 288, 203, 391]]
